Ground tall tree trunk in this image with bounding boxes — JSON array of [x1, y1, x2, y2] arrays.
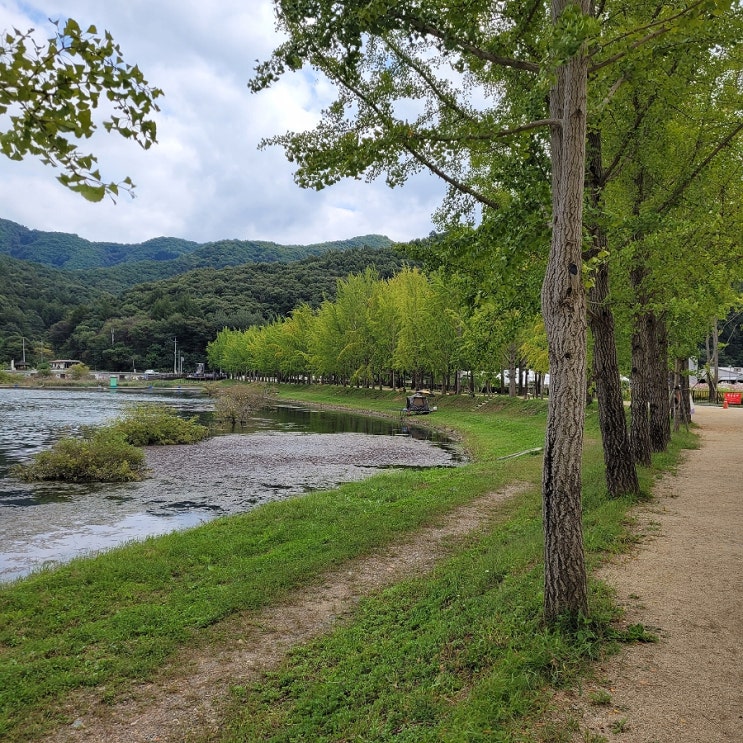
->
[[708, 319, 719, 403], [590, 263, 641, 495], [508, 343, 518, 397], [672, 357, 691, 431], [542, 0, 589, 623], [678, 358, 692, 425], [628, 159, 652, 467], [586, 129, 640, 497], [629, 307, 652, 466], [647, 313, 670, 452]]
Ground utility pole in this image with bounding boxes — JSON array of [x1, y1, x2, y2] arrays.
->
[[173, 337, 178, 374]]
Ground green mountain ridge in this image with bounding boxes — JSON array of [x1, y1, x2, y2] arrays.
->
[[0, 254, 100, 343], [75, 236, 396, 292], [0, 218, 393, 274]]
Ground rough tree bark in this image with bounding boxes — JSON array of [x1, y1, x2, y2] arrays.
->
[[630, 307, 670, 458], [679, 358, 692, 425], [629, 305, 653, 467], [586, 130, 640, 497], [590, 264, 642, 494], [648, 313, 671, 452], [541, 0, 590, 623], [672, 357, 692, 429]]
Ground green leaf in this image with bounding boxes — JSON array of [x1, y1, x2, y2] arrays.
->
[[73, 183, 107, 202]]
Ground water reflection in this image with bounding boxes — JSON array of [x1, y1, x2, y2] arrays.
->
[[0, 388, 458, 582]]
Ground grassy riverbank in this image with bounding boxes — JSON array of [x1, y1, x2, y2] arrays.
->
[[0, 385, 696, 741]]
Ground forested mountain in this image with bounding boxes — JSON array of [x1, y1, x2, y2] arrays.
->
[[74, 235, 395, 292], [1, 246, 411, 372], [0, 218, 392, 277], [0, 255, 102, 358], [0, 219, 200, 269]]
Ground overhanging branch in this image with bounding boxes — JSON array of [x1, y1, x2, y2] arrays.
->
[[659, 121, 743, 214], [320, 59, 506, 211], [589, 0, 711, 73], [392, 11, 541, 74]]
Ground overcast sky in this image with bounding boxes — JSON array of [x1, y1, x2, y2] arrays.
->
[[0, 1, 444, 246]]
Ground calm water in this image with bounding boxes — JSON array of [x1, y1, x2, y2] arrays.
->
[[0, 387, 458, 582]]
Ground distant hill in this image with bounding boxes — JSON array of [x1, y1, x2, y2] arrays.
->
[[0, 218, 393, 275], [0, 254, 102, 342], [0, 218, 201, 269], [75, 235, 396, 292], [0, 238, 413, 370], [0, 217, 408, 371]]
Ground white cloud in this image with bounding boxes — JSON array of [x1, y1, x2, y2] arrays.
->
[[0, 0, 444, 245]]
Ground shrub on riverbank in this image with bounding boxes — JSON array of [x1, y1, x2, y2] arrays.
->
[[210, 383, 276, 427], [13, 405, 209, 483], [111, 403, 209, 445], [13, 427, 146, 482]]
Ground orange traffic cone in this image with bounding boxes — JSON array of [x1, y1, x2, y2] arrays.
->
[[723, 398, 728, 409]]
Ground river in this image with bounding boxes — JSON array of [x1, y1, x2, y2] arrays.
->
[[0, 387, 458, 582]]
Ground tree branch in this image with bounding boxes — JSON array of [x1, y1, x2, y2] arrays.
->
[[602, 85, 657, 183], [658, 121, 743, 214], [322, 62, 505, 211], [403, 144, 504, 211], [494, 118, 561, 137], [589, 0, 709, 73], [392, 11, 541, 74], [383, 37, 477, 126], [412, 118, 560, 145]]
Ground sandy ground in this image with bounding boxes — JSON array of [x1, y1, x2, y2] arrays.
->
[[565, 405, 743, 742], [39, 406, 743, 742]]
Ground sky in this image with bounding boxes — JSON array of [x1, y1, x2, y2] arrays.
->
[[0, 1, 445, 246]]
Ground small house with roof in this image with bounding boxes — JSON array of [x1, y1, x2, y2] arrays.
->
[[50, 359, 83, 371]]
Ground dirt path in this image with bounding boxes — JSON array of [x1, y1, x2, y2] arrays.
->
[[46, 484, 528, 743], [566, 405, 743, 742]]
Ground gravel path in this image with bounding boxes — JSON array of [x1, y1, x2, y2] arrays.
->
[[566, 405, 743, 742]]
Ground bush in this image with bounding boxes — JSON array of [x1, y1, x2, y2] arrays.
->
[[212, 383, 276, 426], [12, 405, 210, 483], [69, 363, 91, 380], [111, 404, 210, 446], [13, 428, 146, 482]]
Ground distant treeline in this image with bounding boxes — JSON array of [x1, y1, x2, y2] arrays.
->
[[206, 266, 552, 394], [1, 245, 412, 372]]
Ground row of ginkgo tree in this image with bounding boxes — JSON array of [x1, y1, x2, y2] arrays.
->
[[206, 266, 548, 392]]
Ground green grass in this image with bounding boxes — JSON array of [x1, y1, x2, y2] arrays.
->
[[0, 385, 697, 741], [199, 394, 690, 743]]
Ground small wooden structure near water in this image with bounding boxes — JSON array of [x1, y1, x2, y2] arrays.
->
[[403, 390, 436, 415]]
